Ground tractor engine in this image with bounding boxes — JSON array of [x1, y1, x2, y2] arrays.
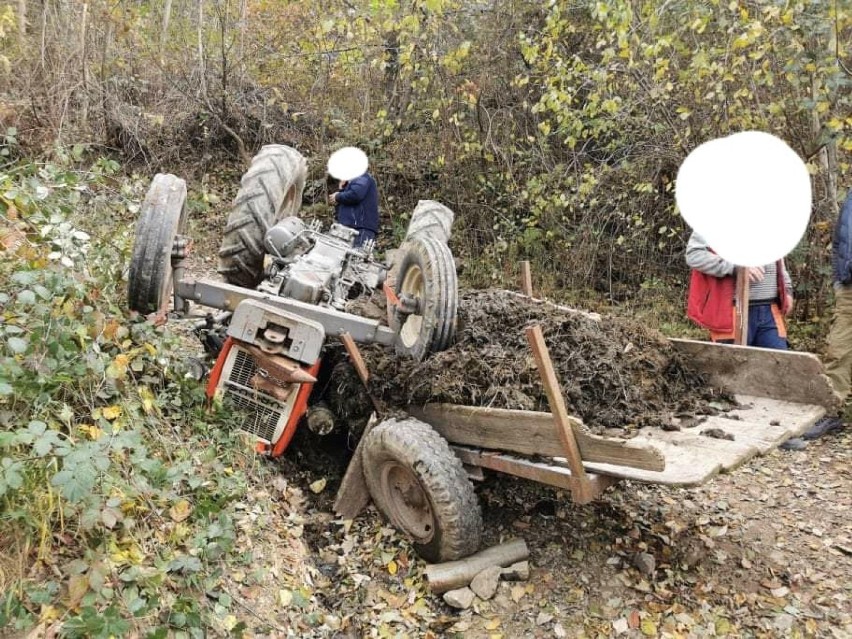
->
[[259, 216, 387, 310]]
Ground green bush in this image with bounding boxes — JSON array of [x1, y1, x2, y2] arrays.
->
[[0, 160, 265, 636]]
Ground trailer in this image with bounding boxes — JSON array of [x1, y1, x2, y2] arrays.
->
[[334, 320, 839, 562]]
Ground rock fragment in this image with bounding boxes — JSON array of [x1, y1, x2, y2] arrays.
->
[[470, 566, 501, 600], [443, 587, 475, 610]]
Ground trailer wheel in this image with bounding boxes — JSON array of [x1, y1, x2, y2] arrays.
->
[[362, 417, 482, 562], [390, 235, 458, 361], [218, 145, 307, 288], [128, 174, 188, 314]]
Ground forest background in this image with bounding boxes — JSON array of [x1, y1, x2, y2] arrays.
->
[[1, 0, 850, 334]]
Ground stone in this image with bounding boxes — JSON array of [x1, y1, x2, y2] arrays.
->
[[633, 552, 656, 577], [443, 587, 475, 610], [501, 560, 530, 581], [470, 566, 501, 600]]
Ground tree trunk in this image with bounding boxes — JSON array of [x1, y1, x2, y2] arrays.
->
[[160, 0, 173, 51], [423, 539, 530, 594], [17, 0, 26, 40], [197, 0, 206, 98]]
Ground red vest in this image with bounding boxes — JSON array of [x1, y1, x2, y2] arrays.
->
[[687, 261, 789, 332]]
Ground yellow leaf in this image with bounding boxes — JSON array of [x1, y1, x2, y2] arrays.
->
[[715, 617, 732, 635], [485, 618, 501, 630], [139, 386, 155, 414], [102, 320, 121, 340], [102, 405, 122, 420], [309, 478, 327, 493], [223, 615, 238, 631], [387, 560, 398, 575], [39, 604, 60, 622], [79, 424, 103, 440], [67, 574, 89, 610], [169, 499, 192, 523], [641, 619, 657, 636]]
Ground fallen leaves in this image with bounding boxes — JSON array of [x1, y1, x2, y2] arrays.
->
[[169, 499, 192, 522]]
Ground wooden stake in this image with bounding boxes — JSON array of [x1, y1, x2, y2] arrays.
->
[[734, 267, 750, 346], [520, 260, 533, 296], [333, 332, 382, 520], [333, 415, 379, 520], [525, 325, 589, 497], [340, 332, 370, 383]]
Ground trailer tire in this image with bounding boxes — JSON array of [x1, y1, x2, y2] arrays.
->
[[390, 235, 458, 361], [218, 145, 307, 287], [362, 417, 482, 562], [128, 173, 188, 314]]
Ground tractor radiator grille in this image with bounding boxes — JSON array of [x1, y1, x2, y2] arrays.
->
[[222, 348, 287, 443]]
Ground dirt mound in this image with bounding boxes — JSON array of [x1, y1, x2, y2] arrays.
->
[[358, 289, 729, 435]]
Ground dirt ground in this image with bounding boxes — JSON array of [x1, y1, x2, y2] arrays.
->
[[218, 423, 851, 639]]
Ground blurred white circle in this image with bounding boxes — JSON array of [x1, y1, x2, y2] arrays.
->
[[328, 147, 369, 181], [676, 131, 811, 266]]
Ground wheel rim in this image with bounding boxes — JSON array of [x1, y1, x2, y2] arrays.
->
[[380, 461, 435, 543], [398, 265, 425, 348]]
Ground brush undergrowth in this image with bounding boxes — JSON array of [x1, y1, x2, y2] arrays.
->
[[0, 156, 270, 637]]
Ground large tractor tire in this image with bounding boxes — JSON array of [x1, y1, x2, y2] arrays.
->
[[390, 235, 458, 361], [404, 200, 455, 244], [362, 417, 482, 562], [128, 174, 188, 314], [218, 145, 307, 288]]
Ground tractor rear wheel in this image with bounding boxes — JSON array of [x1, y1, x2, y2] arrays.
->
[[128, 173, 188, 314], [361, 417, 482, 562], [390, 235, 458, 361], [218, 145, 307, 288]]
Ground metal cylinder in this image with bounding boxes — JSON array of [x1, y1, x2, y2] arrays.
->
[[306, 404, 336, 436]]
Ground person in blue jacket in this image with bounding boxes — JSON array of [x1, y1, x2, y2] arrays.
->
[[804, 190, 852, 440], [328, 171, 379, 247]]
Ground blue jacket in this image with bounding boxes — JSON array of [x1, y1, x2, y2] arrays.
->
[[335, 174, 379, 234], [833, 192, 852, 284]]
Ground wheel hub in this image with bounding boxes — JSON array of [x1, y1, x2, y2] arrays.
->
[[380, 462, 435, 543], [397, 265, 425, 348]]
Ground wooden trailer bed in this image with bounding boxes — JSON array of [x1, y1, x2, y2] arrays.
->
[[409, 338, 840, 502], [334, 330, 840, 519]]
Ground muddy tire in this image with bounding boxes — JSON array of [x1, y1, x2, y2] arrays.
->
[[217, 145, 307, 287], [390, 235, 458, 360], [362, 417, 482, 562], [405, 200, 455, 244], [128, 174, 188, 314]]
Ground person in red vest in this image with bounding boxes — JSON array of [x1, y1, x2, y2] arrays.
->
[[685, 231, 813, 450], [686, 231, 793, 347]]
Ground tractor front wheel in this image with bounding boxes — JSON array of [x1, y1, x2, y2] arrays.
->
[[128, 173, 188, 314], [390, 235, 458, 361]]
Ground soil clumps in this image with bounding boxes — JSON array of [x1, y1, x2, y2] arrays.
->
[[349, 289, 729, 435]]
